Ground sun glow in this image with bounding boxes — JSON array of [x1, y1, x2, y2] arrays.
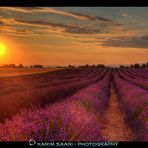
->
[[0, 43, 6, 56]]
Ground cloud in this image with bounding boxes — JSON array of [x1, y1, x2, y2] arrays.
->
[[0, 7, 87, 20], [15, 19, 102, 35], [67, 12, 112, 22], [15, 19, 64, 27], [32, 8, 90, 20], [0, 7, 40, 13], [0, 7, 116, 23], [0, 8, 125, 43], [0, 17, 102, 37], [0, 16, 14, 26], [102, 35, 148, 48], [0, 17, 37, 36], [0, 7, 125, 37]]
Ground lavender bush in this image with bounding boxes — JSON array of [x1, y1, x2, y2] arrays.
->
[[114, 71, 148, 141], [0, 70, 110, 141], [0, 68, 107, 122]]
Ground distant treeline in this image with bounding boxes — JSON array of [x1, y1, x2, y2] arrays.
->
[[68, 63, 148, 68], [119, 62, 148, 68], [68, 64, 106, 68], [0, 64, 43, 68], [0, 62, 148, 68]]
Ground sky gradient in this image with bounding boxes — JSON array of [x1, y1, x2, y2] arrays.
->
[[0, 7, 148, 66]]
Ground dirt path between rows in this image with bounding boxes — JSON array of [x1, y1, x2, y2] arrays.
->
[[102, 83, 135, 141]]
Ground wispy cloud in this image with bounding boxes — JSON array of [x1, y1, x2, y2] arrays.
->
[[15, 19, 102, 35], [0, 7, 117, 23], [0, 7, 43, 13], [1, 7, 89, 20], [102, 35, 148, 48], [67, 11, 112, 22], [0, 7, 133, 48]]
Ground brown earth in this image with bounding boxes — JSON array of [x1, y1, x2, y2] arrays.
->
[[102, 84, 135, 141]]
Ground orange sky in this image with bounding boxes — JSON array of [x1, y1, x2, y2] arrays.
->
[[0, 7, 148, 66]]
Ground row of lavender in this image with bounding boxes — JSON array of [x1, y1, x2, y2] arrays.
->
[[118, 68, 148, 90], [126, 68, 148, 79], [0, 70, 111, 141], [114, 71, 148, 141], [0, 68, 102, 94], [0, 68, 107, 122]]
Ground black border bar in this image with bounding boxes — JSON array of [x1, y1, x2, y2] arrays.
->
[[0, 0, 148, 6]]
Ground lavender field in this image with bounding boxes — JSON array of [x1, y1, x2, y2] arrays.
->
[[0, 67, 147, 141]]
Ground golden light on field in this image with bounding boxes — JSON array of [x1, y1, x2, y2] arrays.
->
[[0, 43, 6, 56]]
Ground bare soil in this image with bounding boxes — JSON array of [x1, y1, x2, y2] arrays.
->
[[102, 84, 135, 141]]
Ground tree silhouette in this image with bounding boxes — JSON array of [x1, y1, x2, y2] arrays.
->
[[96, 64, 105, 68], [134, 63, 140, 68], [119, 65, 125, 68], [18, 64, 23, 68]]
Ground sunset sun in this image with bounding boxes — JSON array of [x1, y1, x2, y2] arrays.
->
[[0, 43, 6, 56]]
